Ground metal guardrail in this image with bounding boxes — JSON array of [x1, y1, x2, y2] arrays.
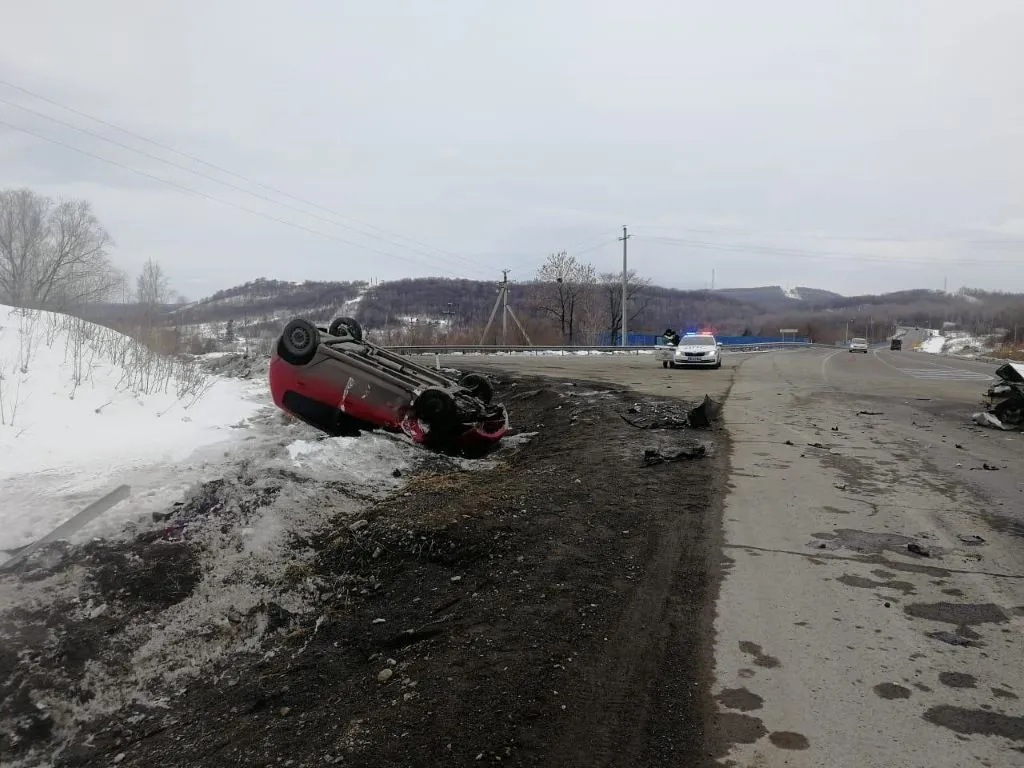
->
[[383, 342, 819, 355]]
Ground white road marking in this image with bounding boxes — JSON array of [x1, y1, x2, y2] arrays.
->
[[871, 349, 993, 381], [892, 368, 993, 381]]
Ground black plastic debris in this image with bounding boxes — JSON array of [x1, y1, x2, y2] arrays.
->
[[687, 395, 722, 429], [642, 443, 707, 467], [907, 542, 931, 557]]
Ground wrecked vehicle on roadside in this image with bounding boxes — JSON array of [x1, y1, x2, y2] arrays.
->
[[980, 361, 1024, 428], [269, 316, 509, 456]]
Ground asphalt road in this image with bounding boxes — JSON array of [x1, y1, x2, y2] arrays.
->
[[444, 348, 1024, 767]]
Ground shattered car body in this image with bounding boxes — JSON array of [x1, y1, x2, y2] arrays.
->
[[982, 361, 1024, 427], [269, 317, 509, 455]]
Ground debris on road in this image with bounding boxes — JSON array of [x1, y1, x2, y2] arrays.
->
[[980, 362, 1024, 429], [907, 542, 931, 557], [687, 395, 722, 429], [958, 534, 986, 545], [857, 410, 884, 416], [642, 442, 708, 467], [972, 412, 1014, 431]]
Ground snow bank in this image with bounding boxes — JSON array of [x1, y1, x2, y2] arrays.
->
[[0, 305, 267, 552], [918, 329, 998, 357], [920, 331, 946, 354]]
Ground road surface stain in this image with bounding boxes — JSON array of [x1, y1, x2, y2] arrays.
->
[[939, 672, 977, 689], [738, 641, 781, 669], [717, 712, 769, 745], [905, 602, 1008, 626], [769, 731, 810, 750], [924, 705, 1024, 743], [716, 688, 764, 712], [837, 573, 916, 596], [874, 683, 912, 699]]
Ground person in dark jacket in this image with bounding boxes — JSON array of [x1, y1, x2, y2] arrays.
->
[[663, 328, 681, 346]]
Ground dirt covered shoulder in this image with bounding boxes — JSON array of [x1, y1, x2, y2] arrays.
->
[[3, 371, 728, 768]]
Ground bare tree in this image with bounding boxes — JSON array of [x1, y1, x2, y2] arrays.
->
[[136, 258, 172, 331], [534, 251, 596, 343], [598, 269, 651, 341], [0, 187, 119, 309]]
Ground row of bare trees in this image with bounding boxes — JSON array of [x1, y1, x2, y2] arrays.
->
[[531, 251, 652, 344], [0, 187, 176, 314]]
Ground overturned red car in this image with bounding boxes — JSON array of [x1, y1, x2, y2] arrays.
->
[[268, 316, 509, 455]]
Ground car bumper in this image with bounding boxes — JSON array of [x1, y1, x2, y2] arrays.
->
[[672, 356, 720, 366]]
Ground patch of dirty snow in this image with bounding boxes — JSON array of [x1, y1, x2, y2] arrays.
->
[[0, 304, 268, 555]]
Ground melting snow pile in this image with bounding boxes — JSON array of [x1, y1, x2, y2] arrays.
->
[[0, 305, 266, 552], [919, 329, 998, 357], [919, 330, 946, 354]]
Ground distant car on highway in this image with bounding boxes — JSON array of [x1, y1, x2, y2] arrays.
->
[[659, 332, 723, 369], [849, 337, 869, 353], [890, 338, 902, 351]]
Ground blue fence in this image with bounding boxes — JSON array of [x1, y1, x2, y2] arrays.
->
[[595, 332, 810, 346]]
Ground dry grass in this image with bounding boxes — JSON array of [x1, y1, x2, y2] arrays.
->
[[402, 471, 473, 494], [994, 344, 1024, 362]]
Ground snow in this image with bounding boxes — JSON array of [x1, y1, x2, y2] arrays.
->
[[918, 329, 999, 357], [0, 305, 268, 555], [783, 286, 803, 300], [920, 331, 946, 354]]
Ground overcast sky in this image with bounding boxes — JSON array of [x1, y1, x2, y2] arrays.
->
[[2, 0, 1023, 299]]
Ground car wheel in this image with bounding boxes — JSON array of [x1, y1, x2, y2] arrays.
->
[[328, 316, 363, 341], [278, 319, 320, 365], [714, 360, 722, 369], [459, 373, 494, 404], [414, 388, 459, 432]]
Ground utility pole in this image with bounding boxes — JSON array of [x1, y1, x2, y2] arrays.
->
[[441, 302, 457, 345], [501, 269, 510, 345], [479, 270, 533, 347], [711, 268, 715, 291], [619, 225, 632, 346]]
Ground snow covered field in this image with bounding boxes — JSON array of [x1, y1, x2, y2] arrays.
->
[[917, 328, 1001, 358], [0, 305, 277, 554]]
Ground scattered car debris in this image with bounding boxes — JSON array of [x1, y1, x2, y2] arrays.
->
[[857, 410, 883, 416], [928, 630, 978, 647], [980, 362, 1024, 429], [687, 395, 722, 429], [958, 534, 986, 545], [642, 443, 708, 467], [907, 542, 931, 557], [972, 412, 1014, 431]]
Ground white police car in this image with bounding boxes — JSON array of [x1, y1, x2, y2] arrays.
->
[[659, 332, 722, 369]]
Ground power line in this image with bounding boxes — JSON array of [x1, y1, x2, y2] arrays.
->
[[0, 77, 489, 274], [0, 94, 491, 279], [635, 235, 1022, 268], [504, 233, 621, 279], [638, 222, 1024, 246], [0, 117, 475, 279]]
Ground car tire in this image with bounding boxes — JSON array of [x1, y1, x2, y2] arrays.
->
[[714, 360, 722, 369], [278, 319, 320, 365], [414, 388, 459, 432], [460, 373, 494, 404], [328, 316, 363, 341]]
